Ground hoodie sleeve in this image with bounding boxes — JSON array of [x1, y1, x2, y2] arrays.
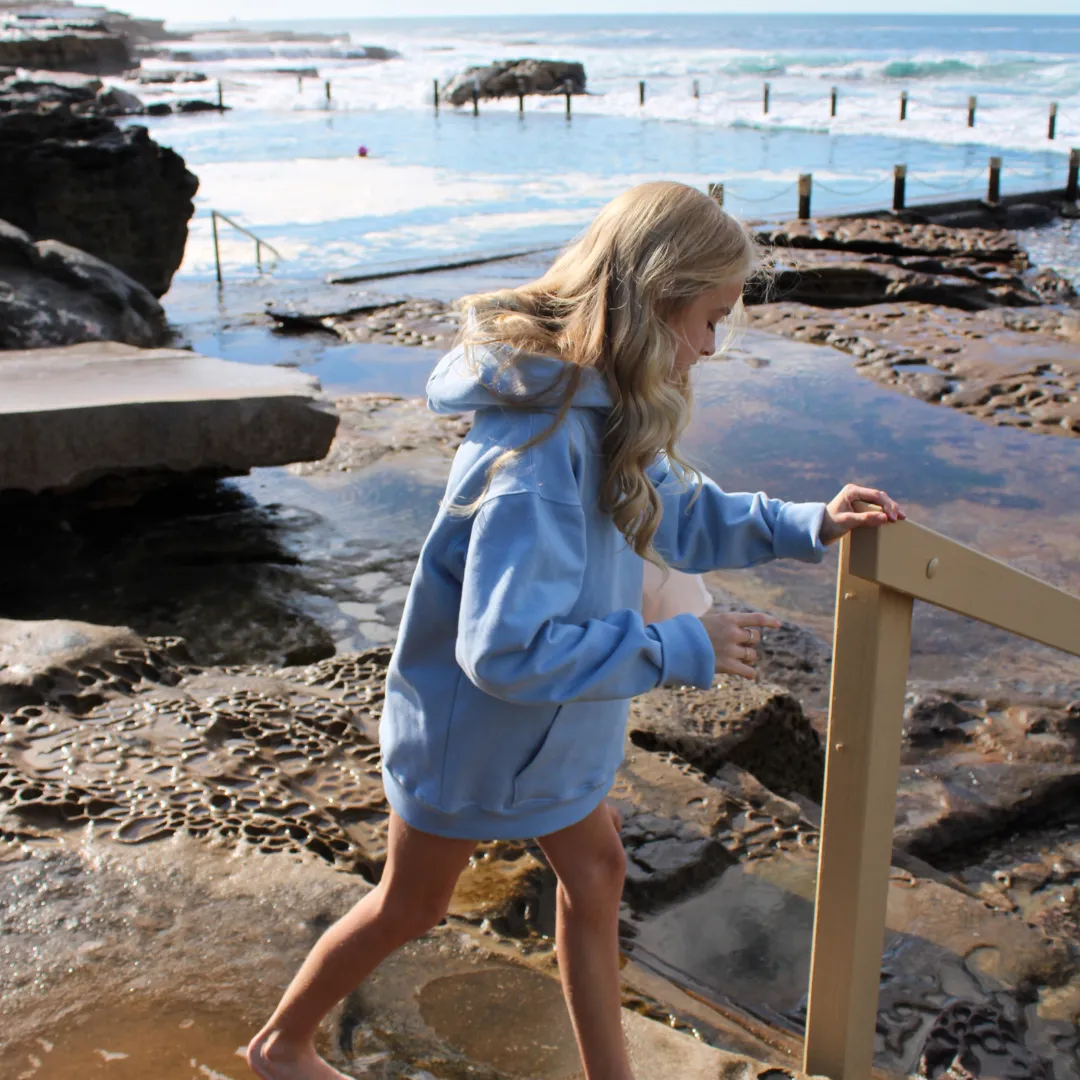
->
[[455, 492, 715, 704], [648, 456, 827, 572]]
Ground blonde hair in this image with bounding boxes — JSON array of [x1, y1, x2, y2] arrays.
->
[[457, 181, 761, 559]]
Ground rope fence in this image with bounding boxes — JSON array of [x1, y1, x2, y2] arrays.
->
[[708, 149, 1079, 220]]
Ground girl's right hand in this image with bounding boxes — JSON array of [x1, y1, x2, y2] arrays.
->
[[698, 611, 783, 680]]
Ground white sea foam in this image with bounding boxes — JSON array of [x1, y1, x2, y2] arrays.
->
[[117, 18, 1080, 285]]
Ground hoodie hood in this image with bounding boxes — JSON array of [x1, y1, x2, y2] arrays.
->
[[427, 343, 612, 415]]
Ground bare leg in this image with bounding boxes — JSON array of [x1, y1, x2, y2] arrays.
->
[[537, 801, 633, 1080], [247, 811, 476, 1080]]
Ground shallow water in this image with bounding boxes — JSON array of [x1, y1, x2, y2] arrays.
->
[[5, 326, 1079, 694]]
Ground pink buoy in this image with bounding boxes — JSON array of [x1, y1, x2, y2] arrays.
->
[[357, 145, 368, 157]]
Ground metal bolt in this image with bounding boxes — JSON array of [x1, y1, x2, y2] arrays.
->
[[926, 558, 939, 579]]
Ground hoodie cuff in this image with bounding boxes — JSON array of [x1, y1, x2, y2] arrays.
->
[[651, 613, 715, 689], [773, 501, 828, 563]]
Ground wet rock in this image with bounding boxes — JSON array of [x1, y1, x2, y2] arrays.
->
[[0, 615, 146, 713], [0, 217, 167, 349], [916, 1000, 1054, 1079], [288, 392, 471, 476], [442, 59, 586, 105], [628, 680, 824, 801], [903, 694, 976, 750], [266, 288, 409, 332], [757, 217, 1025, 264], [137, 69, 208, 84], [0, 16, 134, 75], [896, 760, 1080, 866], [0, 109, 198, 297], [271, 294, 461, 349], [764, 252, 1045, 311], [95, 84, 142, 114], [0, 341, 339, 495]]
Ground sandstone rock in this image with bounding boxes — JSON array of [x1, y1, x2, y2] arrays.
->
[[628, 680, 825, 801], [0, 109, 197, 296], [0, 342, 339, 495], [0, 16, 133, 75], [442, 58, 586, 105], [0, 217, 168, 349], [757, 216, 1024, 264]]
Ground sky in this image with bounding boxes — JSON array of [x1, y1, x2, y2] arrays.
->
[[117, 1, 1080, 25]]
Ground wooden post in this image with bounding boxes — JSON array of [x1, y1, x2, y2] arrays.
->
[[325, 79, 331, 105], [211, 211, 222, 286], [472, 81, 479, 117], [798, 173, 812, 220], [892, 164, 906, 211], [967, 95, 976, 128], [763, 81, 770, 114], [803, 535, 914, 1080], [692, 78, 700, 100], [830, 86, 837, 117], [297, 74, 302, 93], [1049, 102, 1058, 140], [433, 78, 439, 112], [565, 82, 571, 118], [518, 78, 525, 114], [899, 90, 908, 121], [217, 80, 223, 109], [707, 182, 724, 207], [1067, 148, 1079, 202], [639, 80, 645, 106], [988, 155, 1002, 204]]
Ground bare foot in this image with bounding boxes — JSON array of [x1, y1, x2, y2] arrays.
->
[[247, 1030, 356, 1080]]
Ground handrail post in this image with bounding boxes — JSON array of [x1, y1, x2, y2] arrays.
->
[[804, 533, 913, 1080], [211, 210, 222, 286]]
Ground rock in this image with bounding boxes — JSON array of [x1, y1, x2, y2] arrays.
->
[[628, 680, 825, 801], [0, 342, 339, 495], [95, 84, 142, 114], [0, 217, 167, 349], [0, 109, 198, 296], [0, 615, 145, 712], [0, 15, 134, 75], [175, 98, 226, 113], [266, 288, 408, 330], [756, 216, 1024, 264], [903, 694, 976, 749], [752, 251, 1042, 311], [442, 58, 586, 106], [137, 69, 207, 84]]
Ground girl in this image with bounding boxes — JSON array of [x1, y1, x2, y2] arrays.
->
[[248, 181, 904, 1080]]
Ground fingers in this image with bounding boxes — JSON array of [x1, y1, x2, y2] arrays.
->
[[731, 612, 783, 630], [845, 485, 905, 521]]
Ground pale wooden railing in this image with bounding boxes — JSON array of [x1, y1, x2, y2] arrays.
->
[[803, 515, 1080, 1079]]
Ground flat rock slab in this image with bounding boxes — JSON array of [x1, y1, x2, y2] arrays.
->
[[0, 341, 339, 494]]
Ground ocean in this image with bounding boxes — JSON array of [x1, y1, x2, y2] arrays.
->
[[110, 14, 1080, 288]]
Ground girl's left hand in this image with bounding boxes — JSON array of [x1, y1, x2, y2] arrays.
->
[[820, 484, 906, 546]]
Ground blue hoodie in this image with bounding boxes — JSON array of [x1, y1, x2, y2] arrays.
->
[[379, 344, 827, 840]]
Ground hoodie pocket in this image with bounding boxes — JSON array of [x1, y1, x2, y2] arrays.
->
[[510, 701, 623, 808]]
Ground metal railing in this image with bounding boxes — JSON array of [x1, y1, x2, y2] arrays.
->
[[803, 512, 1080, 1078], [209, 210, 284, 285]]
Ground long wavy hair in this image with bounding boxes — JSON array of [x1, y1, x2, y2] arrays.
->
[[456, 181, 761, 559]]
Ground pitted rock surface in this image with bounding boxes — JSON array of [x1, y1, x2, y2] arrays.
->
[[629, 680, 824, 801], [749, 302, 1080, 437], [757, 218, 1026, 264], [288, 392, 471, 476]]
